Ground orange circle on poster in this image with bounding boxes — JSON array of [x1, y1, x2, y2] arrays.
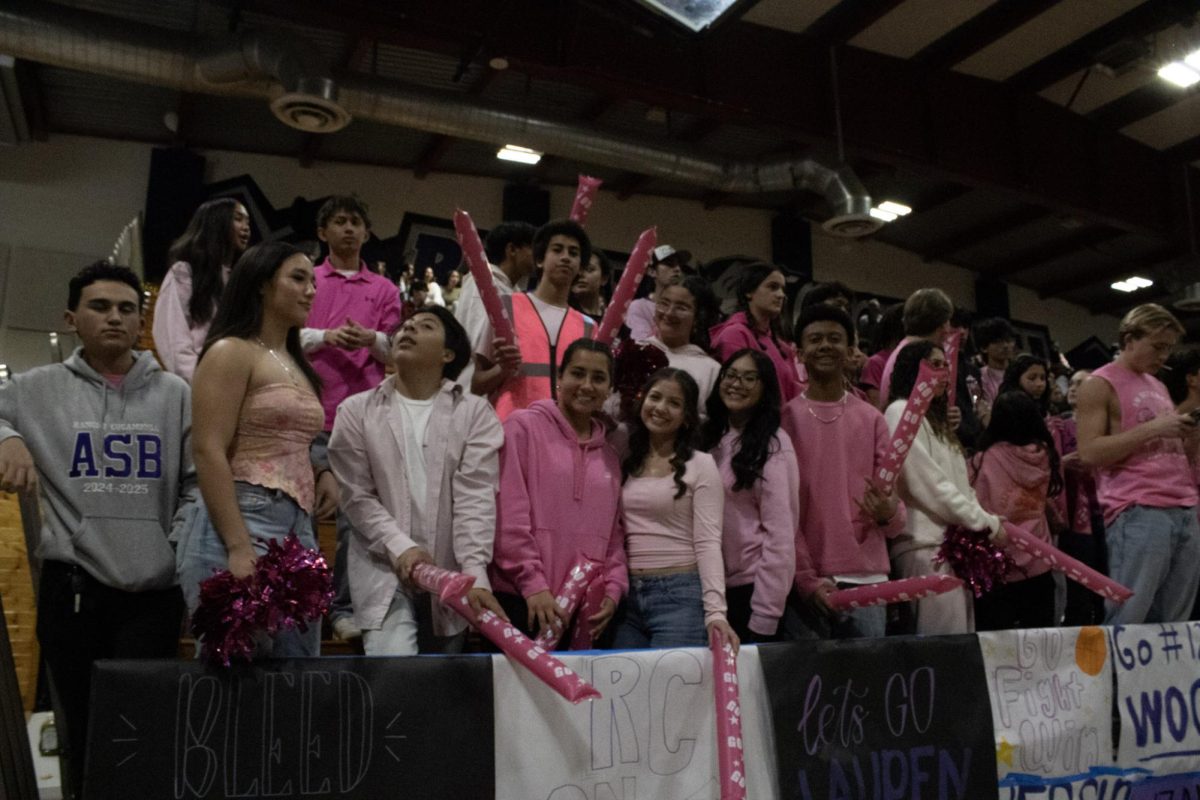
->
[[1075, 626, 1107, 676]]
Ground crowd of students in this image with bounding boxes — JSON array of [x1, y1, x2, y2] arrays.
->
[[2, 193, 1199, 798]]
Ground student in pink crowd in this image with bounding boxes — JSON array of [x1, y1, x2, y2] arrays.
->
[[860, 303, 904, 408], [180, 242, 337, 658], [701, 349, 798, 642], [640, 275, 722, 410], [1077, 304, 1200, 625], [781, 305, 904, 639], [974, 317, 1016, 413], [876, 288, 954, 409], [301, 194, 403, 640], [487, 220, 596, 419], [886, 340, 1002, 635], [969, 390, 1063, 630], [328, 306, 505, 655], [489, 339, 626, 639], [625, 244, 687, 342], [153, 197, 251, 382], [570, 249, 610, 321], [710, 262, 801, 402], [998, 354, 1052, 416], [613, 368, 738, 651]]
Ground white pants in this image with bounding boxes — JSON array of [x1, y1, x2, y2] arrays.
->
[[892, 547, 974, 635], [362, 589, 466, 656]]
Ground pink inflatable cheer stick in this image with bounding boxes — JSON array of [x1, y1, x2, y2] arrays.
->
[[875, 360, 949, 493], [827, 574, 964, 611], [568, 576, 607, 651], [1001, 522, 1133, 603], [453, 209, 514, 343], [569, 175, 603, 225], [710, 628, 747, 800], [533, 556, 602, 650], [410, 563, 602, 703], [943, 329, 963, 407], [594, 228, 657, 345]]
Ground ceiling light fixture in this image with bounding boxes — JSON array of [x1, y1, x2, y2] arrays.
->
[[869, 207, 898, 222], [1111, 276, 1154, 293], [496, 144, 542, 165], [876, 200, 912, 217], [1158, 61, 1200, 88]]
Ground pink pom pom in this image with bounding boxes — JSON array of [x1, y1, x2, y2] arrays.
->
[[935, 525, 1018, 598]]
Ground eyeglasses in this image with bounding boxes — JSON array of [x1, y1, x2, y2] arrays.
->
[[722, 369, 760, 387]]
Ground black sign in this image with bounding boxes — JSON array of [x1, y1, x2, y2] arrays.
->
[[759, 636, 998, 800], [85, 656, 495, 800]]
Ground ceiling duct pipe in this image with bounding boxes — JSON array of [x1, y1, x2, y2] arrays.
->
[[0, 0, 877, 235]]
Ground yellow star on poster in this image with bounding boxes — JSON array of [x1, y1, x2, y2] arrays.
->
[[997, 738, 1014, 767]]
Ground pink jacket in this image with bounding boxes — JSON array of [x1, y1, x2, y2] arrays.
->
[[712, 429, 799, 635], [970, 442, 1054, 581], [151, 261, 227, 383], [490, 399, 628, 604], [328, 379, 504, 635], [710, 312, 802, 402]]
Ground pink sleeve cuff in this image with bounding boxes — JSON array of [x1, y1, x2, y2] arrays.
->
[[748, 612, 779, 637]]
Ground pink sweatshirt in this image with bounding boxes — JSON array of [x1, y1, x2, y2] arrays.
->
[[305, 259, 403, 430], [490, 399, 628, 604], [623, 452, 727, 623], [710, 312, 802, 402], [712, 429, 799, 635], [970, 443, 1053, 581], [782, 393, 907, 595], [151, 261, 228, 383]]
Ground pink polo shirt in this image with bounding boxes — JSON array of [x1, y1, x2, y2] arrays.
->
[[307, 258, 403, 430]]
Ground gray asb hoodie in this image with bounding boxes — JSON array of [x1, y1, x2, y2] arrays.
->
[[0, 348, 196, 591]]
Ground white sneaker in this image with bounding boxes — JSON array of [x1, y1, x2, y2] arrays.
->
[[332, 617, 362, 641]]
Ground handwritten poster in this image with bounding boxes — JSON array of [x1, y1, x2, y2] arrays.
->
[[979, 626, 1114, 798], [1112, 622, 1200, 799], [493, 646, 779, 800], [84, 657, 496, 800], [759, 635, 997, 800]]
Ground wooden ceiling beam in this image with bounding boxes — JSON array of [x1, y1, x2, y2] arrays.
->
[[989, 227, 1125, 276], [803, 0, 906, 46], [921, 206, 1046, 263], [914, 0, 1063, 69]]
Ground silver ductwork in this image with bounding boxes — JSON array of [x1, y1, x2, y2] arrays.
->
[[0, 0, 878, 235]]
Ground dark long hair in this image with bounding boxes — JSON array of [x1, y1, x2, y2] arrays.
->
[[736, 261, 789, 343], [675, 275, 719, 351], [168, 197, 244, 326], [976, 390, 1063, 497], [888, 339, 957, 447], [622, 368, 700, 499], [999, 353, 1051, 415], [701, 349, 782, 491], [201, 241, 322, 395]]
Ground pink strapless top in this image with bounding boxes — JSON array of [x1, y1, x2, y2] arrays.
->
[[229, 383, 324, 512]]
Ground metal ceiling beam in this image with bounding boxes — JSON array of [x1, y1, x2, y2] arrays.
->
[[913, 0, 1063, 69], [1087, 81, 1190, 130], [1036, 248, 1181, 298], [988, 226, 1124, 276], [803, 0, 906, 45], [1005, 0, 1194, 92], [920, 206, 1046, 263]]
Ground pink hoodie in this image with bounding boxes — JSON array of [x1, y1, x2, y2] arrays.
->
[[709, 312, 802, 402], [490, 399, 629, 603], [970, 442, 1054, 581]]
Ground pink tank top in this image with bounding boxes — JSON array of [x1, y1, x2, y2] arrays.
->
[[1092, 362, 1197, 523], [229, 383, 325, 512]]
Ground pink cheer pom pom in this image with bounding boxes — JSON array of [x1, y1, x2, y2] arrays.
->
[[1001, 521, 1133, 603], [569, 175, 603, 225], [191, 571, 264, 667], [710, 628, 747, 800], [255, 534, 334, 636], [827, 574, 964, 610], [935, 525, 1018, 598], [594, 228, 656, 345]]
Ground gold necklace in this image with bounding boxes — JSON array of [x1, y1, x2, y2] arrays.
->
[[802, 391, 848, 424], [256, 337, 299, 385]]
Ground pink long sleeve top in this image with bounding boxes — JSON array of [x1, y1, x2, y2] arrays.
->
[[970, 442, 1054, 582], [709, 312, 802, 402], [151, 261, 227, 383], [781, 393, 907, 595], [712, 429, 799, 635], [490, 400, 628, 604], [622, 451, 727, 624]]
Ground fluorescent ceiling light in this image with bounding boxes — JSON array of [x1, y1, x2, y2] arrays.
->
[[496, 144, 542, 165], [876, 200, 912, 217], [634, 0, 742, 32], [1158, 62, 1200, 88], [1111, 276, 1154, 293], [869, 207, 898, 222], [1186, 49, 1200, 70]]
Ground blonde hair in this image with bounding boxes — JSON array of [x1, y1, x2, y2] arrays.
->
[[1118, 303, 1183, 349], [902, 288, 954, 337]]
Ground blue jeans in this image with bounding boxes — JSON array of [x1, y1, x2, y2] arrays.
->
[[1104, 505, 1200, 625], [782, 587, 886, 640], [612, 571, 707, 649], [176, 483, 321, 658]]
